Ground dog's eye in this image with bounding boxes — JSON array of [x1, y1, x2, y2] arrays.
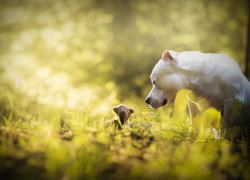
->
[[152, 80, 156, 85]]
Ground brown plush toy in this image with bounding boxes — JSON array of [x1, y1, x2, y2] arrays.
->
[[106, 104, 134, 130]]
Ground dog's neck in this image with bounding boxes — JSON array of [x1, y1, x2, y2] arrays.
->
[[177, 68, 192, 89]]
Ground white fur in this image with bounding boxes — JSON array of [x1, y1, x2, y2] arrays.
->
[[146, 50, 250, 139]]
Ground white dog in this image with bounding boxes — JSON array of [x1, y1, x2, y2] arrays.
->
[[145, 50, 250, 139]]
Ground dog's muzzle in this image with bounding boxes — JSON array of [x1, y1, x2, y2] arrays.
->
[[145, 97, 151, 104], [145, 97, 167, 106], [162, 99, 167, 105]]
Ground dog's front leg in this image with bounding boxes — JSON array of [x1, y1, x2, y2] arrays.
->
[[212, 128, 221, 139], [221, 99, 234, 139]]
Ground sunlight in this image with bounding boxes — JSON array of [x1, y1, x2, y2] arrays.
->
[[36, 67, 52, 79], [42, 28, 64, 51], [10, 41, 24, 52], [48, 73, 68, 91], [67, 86, 98, 109], [96, 13, 113, 24], [20, 30, 36, 45], [92, 104, 109, 116], [2, 8, 29, 23], [62, 22, 75, 38]]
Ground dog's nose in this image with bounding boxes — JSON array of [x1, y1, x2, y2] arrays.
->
[[145, 97, 151, 104], [162, 99, 167, 106]]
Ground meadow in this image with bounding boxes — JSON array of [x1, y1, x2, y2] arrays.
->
[[0, 87, 249, 180]]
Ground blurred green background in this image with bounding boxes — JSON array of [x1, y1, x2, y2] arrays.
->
[[0, 1, 250, 179], [0, 0, 248, 113]]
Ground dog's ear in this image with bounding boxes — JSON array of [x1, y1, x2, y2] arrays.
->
[[162, 50, 173, 61], [162, 50, 179, 61]]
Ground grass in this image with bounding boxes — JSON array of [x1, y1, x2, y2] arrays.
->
[[0, 89, 249, 180]]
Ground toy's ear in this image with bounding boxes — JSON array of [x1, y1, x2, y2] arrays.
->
[[129, 108, 134, 114], [162, 50, 173, 61], [112, 106, 119, 114]]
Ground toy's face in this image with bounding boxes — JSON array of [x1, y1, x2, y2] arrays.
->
[[112, 104, 134, 124]]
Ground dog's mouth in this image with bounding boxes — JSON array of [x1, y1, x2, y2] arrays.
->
[[148, 98, 168, 109], [149, 105, 159, 109]]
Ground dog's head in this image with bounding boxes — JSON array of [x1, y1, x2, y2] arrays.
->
[[145, 50, 185, 109]]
